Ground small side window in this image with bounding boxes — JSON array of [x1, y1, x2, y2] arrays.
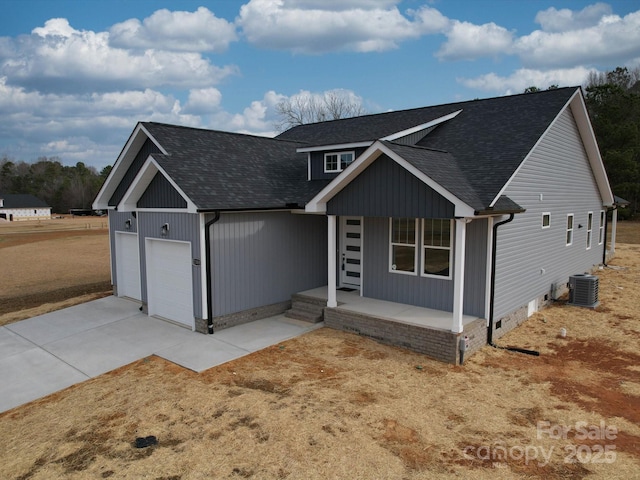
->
[[598, 210, 605, 245], [542, 212, 550, 229], [586, 212, 593, 250]]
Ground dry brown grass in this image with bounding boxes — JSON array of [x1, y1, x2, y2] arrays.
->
[[0, 217, 111, 325], [1, 240, 639, 479]]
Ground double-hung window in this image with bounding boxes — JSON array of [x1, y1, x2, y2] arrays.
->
[[566, 214, 574, 246], [390, 218, 417, 274], [422, 219, 452, 278], [324, 151, 354, 173], [598, 211, 605, 245], [586, 212, 593, 249]]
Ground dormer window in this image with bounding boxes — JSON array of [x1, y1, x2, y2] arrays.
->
[[324, 151, 354, 173]]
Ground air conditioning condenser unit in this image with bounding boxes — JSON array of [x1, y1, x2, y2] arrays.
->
[[568, 274, 599, 308]]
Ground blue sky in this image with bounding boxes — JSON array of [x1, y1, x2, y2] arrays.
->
[[1, 0, 639, 170]]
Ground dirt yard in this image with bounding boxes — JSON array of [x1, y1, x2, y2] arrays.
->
[[0, 217, 112, 325], [0, 221, 638, 479]]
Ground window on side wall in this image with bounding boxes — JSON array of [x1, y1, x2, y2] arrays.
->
[[598, 210, 605, 245], [586, 212, 593, 249], [390, 218, 417, 274], [542, 212, 550, 229], [422, 219, 453, 278], [324, 151, 354, 173], [566, 214, 574, 246]]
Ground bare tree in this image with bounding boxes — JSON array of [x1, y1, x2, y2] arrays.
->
[[275, 89, 366, 131]]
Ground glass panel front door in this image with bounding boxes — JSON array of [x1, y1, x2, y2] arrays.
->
[[340, 217, 362, 288]]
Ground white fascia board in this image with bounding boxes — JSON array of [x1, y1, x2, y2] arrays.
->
[[569, 92, 614, 206], [305, 140, 476, 217], [490, 89, 614, 208], [118, 155, 197, 213], [297, 141, 372, 153], [93, 123, 166, 209], [382, 109, 463, 141]]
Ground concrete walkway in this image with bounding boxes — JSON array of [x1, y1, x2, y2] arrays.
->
[[0, 296, 322, 413]]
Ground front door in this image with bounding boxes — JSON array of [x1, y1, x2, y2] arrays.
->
[[340, 216, 362, 289]]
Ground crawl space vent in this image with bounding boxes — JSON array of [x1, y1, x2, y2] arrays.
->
[[568, 274, 599, 308]]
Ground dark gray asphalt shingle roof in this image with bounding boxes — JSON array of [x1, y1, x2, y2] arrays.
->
[[141, 123, 330, 210], [0, 194, 49, 208], [140, 88, 578, 212], [278, 87, 578, 211]]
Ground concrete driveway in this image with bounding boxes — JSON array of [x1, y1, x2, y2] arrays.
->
[[0, 296, 322, 413]]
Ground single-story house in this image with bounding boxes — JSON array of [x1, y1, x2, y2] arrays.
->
[[93, 87, 615, 364], [0, 194, 51, 221]]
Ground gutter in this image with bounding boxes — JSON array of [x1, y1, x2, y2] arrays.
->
[[487, 213, 540, 356], [204, 211, 221, 334]]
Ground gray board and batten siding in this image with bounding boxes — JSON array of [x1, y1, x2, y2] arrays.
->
[[210, 211, 328, 317], [108, 138, 161, 207], [138, 173, 187, 209], [494, 106, 606, 320], [362, 217, 488, 317], [327, 154, 455, 218]]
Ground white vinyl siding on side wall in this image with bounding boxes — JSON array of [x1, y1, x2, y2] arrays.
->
[[494, 106, 605, 320]]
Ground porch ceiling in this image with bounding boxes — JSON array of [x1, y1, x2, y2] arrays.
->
[[299, 287, 480, 332]]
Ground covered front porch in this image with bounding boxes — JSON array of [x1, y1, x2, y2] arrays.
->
[[290, 287, 487, 364]]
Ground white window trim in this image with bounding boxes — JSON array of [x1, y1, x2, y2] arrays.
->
[[586, 211, 593, 250], [421, 219, 453, 280], [598, 210, 605, 245], [324, 151, 355, 173], [389, 218, 418, 276], [542, 212, 551, 229], [566, 214, 574, 246]]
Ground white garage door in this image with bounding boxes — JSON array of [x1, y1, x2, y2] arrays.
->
[[115, 232, 141, 300], [145, 239, 193, 328]]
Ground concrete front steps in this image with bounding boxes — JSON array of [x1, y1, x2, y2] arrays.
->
[[285, 293, 326, 323]]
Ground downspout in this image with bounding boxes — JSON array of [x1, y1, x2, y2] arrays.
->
[[487, 213, 540, 356], [204, 211, 221, 334], [602, 206, 613, 267]]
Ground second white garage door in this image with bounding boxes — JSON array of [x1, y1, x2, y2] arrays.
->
[[145, 239, 194, 328], [115, 232, 141, 301]]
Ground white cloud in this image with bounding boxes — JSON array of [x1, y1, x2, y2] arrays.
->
[[516, 9, 640, 68], [437, 20, 514, 60], [237, 0, 447, 54], [0, 76, 201, 167], [458, 66, 597, 94], [109, 7, 237, 52], [535, 2, 612, 32], [183, 88, 223, 115], [0, 18, 238, 94]]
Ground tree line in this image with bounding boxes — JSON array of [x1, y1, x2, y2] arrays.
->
[[0, 157, 112, 214]]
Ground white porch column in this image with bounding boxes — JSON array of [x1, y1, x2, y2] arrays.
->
[[610, 208, 618, 257], [452, 218, 468, 333], [327, 215, 338, 308]]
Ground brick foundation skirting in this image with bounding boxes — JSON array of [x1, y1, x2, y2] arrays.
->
[[195, 300, 292, 334], [324, 308, 488, 365]]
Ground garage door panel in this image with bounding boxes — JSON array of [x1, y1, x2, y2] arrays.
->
[[146, 239, 193, 328], [115, 232, 141, 300]]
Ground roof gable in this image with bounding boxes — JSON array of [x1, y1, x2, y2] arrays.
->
[[306, 141, 477, 217], [0, 194, 50, 209]]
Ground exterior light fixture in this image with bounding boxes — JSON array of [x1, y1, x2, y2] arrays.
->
[[161, 223, 169, 236], [125, 219, 132, 230]]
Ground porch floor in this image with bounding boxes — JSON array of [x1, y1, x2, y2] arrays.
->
[[299, 286, 481, 332]]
